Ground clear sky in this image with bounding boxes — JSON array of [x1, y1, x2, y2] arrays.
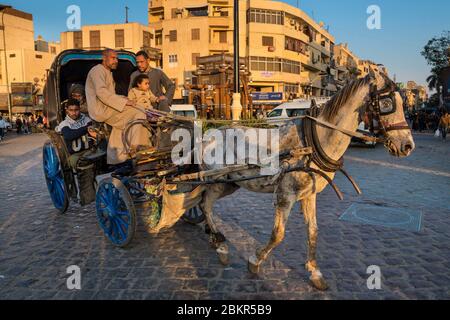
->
[[4, 0, 450, 88]]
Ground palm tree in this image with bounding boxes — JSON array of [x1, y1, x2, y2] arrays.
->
[[426, 73, 440, 92]]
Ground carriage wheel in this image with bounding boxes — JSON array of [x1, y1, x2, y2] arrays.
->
[[96, 177, 136, 248], [182, 205, 206, 225], [43, 141, 69, 214]]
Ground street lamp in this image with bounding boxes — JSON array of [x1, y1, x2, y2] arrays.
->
[[0, 5, 12, 120]]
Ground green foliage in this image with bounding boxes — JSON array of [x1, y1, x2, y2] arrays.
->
[[421, 31, 450, 72]]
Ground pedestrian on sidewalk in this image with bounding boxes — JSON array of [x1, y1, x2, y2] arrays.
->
[[0, 116, 6, 141], [439, 111, 450, 141], [15, 117, 22, 134]]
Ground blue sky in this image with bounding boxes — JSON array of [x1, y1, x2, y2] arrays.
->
[[4, 0, 450, 88]]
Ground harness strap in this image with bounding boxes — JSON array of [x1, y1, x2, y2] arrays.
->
[[304, 116, 381, 143]]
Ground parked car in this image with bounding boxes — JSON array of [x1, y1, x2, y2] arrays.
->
[[267, 98, 330, 125], [351, 121, 377, 148]]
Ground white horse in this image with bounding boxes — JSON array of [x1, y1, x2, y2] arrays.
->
[[198, 66, 415, 290]]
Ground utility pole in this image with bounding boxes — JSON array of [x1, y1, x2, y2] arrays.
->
[[125, 6, 129, 23], [231, 0, 242, 120], [0, 5, 12, 120]]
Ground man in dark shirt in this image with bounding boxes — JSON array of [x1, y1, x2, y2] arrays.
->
[[129, 51, 175, 112], [56, 99, 97, 169]]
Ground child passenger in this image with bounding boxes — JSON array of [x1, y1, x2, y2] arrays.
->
[[128, 74, 159, 110]]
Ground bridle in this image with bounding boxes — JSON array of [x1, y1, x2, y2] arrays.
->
[[300, 74, 411, 198], [367, 75, 410, 135]]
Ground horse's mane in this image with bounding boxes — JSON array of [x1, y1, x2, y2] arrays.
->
[[320, 75, 371, 121]]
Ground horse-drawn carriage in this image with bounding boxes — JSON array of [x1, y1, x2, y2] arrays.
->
[[43, 51, 415, 289], [42, 50, 206, 248]]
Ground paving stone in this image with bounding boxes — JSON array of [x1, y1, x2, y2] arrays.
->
[[0, 133, 449, 299]]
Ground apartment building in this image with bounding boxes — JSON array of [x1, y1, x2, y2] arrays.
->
[[0, 6, 59, 113], [60, 22, 160, 66], [148, 0, 336, 102]]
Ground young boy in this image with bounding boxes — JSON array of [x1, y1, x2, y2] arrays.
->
[[56, 99, 97, 168], [56, 99, 98, 205], [128, 74, 159, 110]]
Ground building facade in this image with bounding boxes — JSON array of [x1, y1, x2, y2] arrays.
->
[[0, 7, 59, 113], [148, 0, 336, 103], [60, 22, 160, 66]]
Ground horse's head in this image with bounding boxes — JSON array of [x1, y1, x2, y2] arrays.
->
[[367, 66, 415, 157]]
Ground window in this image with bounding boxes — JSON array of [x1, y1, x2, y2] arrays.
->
[[191, 28, 200, 40], [248, 9, 283, 25], [286, 109, 305, 117], [262, 36, 273, 47], [169, 30, 177, 42], [268, 109, 282, 118], [90, 30, 101, 49], [192, 53, 200, 65], [168, 55, 178, 63], [171, 8, 178, 19], [50, 46, 56, 54], [35, 54, 43, 59], [73, 31, 83, 49], [187, 6, 208, 17], [285, 36, 307, 54], [143, 31, 152, 48], [282, 59, 300, 74], [219, 31, 227, 43], [155, 30, 163, 45], [251, 56, 299, 74], [9, 54, 16, 58], [115, 29, 125, 48]]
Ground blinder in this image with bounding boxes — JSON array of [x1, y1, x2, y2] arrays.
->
[[368, 79, 409, 134]]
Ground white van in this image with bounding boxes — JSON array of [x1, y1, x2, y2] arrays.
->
[[267, 98, 330, 121], [170, 104, 198, 119]]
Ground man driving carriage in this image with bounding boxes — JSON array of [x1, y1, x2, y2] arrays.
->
[[85, 49, 150, 166]]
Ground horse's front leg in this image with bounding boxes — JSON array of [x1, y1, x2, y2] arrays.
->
[[200, 183, 239, 265], [301, 193, 328, 291], [248, 191, 296, 274]]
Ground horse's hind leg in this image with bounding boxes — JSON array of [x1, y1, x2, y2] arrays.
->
[[248, 192, 296, 274], [301, 193, 328, 291], [200, 183, 239, 264]]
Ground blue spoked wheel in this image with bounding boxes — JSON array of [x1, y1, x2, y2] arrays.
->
[[96, 177, 136, 248], [43, 141, 69, 214], [182, 205, 205, 225]]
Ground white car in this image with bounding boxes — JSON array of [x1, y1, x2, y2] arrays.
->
[[351, 122, 377, 147], [170, 104, 198, 119], [267, 98, 330, 125]]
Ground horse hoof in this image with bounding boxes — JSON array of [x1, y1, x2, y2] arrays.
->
[[310, 276, 329, 291], [248, 255, 260, 274], [217, 245, 230, 266]]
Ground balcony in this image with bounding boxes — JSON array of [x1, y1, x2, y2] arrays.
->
[[209, 42, 230, 53], [149, 0, 164, 8], [209, 16, 230, 28], [309, 41, 331, 57]]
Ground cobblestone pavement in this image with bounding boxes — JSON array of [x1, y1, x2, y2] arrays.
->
[[0, 132, 449, 300]]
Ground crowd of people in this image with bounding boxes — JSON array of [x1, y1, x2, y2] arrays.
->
[[0, 113, 47, 142], [405, 108, 450, 140]]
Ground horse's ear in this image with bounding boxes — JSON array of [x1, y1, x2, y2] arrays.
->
[[368, 65, 377, 80]]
